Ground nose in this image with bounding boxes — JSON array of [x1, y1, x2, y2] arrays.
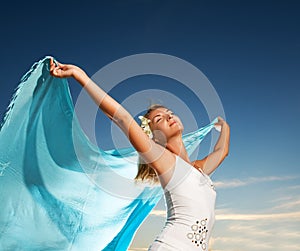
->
[[166, 113, 173, 121]]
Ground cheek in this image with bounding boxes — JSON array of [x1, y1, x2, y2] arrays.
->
[[174, 117, 183, 127], [179, 122, 184, 130]]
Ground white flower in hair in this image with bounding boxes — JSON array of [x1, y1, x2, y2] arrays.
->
[[138, 115, 153, 139]]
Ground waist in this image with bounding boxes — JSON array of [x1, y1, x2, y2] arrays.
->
[[165, 193, 216, 218], [165, 211, 215, 229], [155, 218, 214, 251]]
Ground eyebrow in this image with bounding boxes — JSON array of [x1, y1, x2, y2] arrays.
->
[[152, 109, 171, 121]]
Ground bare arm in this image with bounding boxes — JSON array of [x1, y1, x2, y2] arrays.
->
[[192, 117, 230, 175], [49, 58, 175, 171]]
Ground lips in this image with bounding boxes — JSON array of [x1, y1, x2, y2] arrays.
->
[[169, 121, 177, 126]]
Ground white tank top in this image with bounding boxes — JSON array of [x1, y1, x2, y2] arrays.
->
[[148, 155, 216, 251]]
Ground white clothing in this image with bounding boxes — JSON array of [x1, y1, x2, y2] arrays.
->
[[148, 155, 216, 251]]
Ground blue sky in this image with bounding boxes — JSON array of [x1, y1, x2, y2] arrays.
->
[[0, 1, 299, 250]]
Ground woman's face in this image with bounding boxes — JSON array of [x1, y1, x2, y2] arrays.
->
[[147, 107, 184, 143]]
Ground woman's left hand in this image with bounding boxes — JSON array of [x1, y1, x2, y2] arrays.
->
[[214, 116, 229, 131]]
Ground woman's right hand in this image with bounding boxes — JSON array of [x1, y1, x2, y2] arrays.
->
[[49, 58, 80, 79]]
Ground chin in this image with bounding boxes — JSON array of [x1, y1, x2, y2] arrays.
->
[[176, 123, 184, 132], [172, 126, 183, 136]]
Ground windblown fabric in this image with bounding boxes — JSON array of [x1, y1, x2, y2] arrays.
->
[[0, 56, 218, 251]]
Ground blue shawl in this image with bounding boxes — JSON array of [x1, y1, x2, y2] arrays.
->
[[0, 57, 217, 251]]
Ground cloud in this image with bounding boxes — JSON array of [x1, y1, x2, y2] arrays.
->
[[144, 209, 300, 251], [128, 249, 148, 251], [268, 189, 300, 211], [211, 236, 275, 250], [285, 184, 300, 190], [211, 218, 300, 251], [149, 210, 166, 217], [151, 209, 300, 221], [216, 211, 300, 221], [139, 177, 300, 251], [272, 199, 300, 211], [214, 175, 297, 189]]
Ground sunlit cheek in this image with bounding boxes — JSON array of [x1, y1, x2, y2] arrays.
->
[[174, 118, 184, 130]]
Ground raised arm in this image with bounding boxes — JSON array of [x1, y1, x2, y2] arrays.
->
[[192, 116, 230, 175], [49, 58, 174, 171]]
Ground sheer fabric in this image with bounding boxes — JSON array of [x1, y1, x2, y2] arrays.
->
[[0, 57, 217, 251]]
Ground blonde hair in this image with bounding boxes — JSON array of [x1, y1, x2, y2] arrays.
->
[[134, 104, 167, 184]]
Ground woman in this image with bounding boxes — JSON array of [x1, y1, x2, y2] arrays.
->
[[49, 58, 230, 251]]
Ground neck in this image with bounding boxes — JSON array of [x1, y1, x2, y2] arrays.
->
[[166, 134, 190, 162]]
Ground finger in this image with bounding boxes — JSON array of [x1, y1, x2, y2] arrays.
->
[[49, 58, 53, 70], [57, 62, 64, 68], [50, 62, 59, 76], [53, 57, 64, 66], [50, 58, 57, 72]]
